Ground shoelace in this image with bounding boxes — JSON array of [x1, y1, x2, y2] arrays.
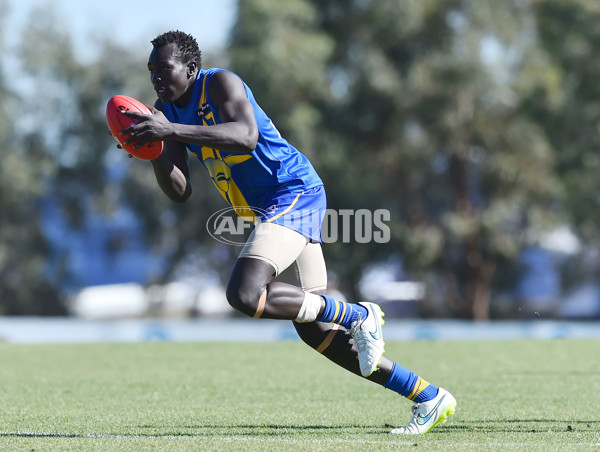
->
[[349, 314, 363, 333], [349, 314, 366, 350]]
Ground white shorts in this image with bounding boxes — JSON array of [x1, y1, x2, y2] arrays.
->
[[239, 222, 327, 292]]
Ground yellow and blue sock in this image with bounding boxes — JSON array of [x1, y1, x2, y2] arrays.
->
[[384, 362, 439, 403], [318, 295, 368, 330]]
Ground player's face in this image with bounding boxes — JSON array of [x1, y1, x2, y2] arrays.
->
[[148, 44, 194, 106]]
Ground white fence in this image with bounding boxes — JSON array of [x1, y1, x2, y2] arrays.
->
[[1, 317, 599, 344]]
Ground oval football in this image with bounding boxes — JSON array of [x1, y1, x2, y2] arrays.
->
[[106, 95, 164, 160]]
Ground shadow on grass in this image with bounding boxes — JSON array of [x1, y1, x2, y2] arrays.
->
[[431, 419, 600, 434], [0, 423, 389, 439], [3, 419, 597, 439]]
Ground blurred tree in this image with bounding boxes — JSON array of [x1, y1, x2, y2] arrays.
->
[[531, 0, 600, 294], [5, 0, 598, 320], [0, 1, 64, 314], [230, 0, 567, 319], [317, 0, 567, 319], [9, 3, 240, 307], [229, 0, 335, 160]]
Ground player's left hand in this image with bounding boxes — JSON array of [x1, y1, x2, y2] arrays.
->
[[120, 107, 172, 149]]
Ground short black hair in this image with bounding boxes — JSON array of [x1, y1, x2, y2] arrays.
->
[[151, 30, 202, 67]]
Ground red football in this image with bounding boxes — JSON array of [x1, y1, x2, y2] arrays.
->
[[106, 95, 164, 160]]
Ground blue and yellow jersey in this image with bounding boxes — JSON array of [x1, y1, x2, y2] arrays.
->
[[161, 68, 323, 222]]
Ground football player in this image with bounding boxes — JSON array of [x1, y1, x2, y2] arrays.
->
[[120, 30, 456, 434]]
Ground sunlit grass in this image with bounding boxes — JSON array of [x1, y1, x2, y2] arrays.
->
[[0, 338, 598, 451]]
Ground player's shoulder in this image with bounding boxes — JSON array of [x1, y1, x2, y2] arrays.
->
[[207, 69, 244, 87], [206, 68, 245, 98]]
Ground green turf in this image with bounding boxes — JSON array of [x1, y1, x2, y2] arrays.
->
[[0, 338, 598, 451]]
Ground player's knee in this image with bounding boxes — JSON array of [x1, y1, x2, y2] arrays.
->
[[226, 281, 260, 317]]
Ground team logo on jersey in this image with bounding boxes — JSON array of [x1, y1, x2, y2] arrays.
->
[[197, 103, 211, 118]]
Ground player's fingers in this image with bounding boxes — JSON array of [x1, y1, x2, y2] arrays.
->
[[125, 127, 156, 146], [123, 133, 141, 146], [120, 117, 149, 136], [121, 110, 149, 121], [119, 123, 145, 137], [132, 138, 149, 149]]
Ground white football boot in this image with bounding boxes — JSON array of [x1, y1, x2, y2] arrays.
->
[[389, 388, 457, 435], [349, 302, 385, 377]]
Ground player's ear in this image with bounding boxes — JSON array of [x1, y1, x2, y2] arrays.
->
[[187, 61, 198, 77]]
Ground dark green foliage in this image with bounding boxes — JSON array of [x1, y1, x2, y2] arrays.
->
[[2, 1, 600, 318]]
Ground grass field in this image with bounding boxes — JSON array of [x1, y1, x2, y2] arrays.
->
[[0, 338, 598, 451]]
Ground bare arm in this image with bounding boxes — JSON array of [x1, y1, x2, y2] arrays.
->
[[146, 100, 192, 203], [122, 71, 259, 154], [151, 140, 192, 203]]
